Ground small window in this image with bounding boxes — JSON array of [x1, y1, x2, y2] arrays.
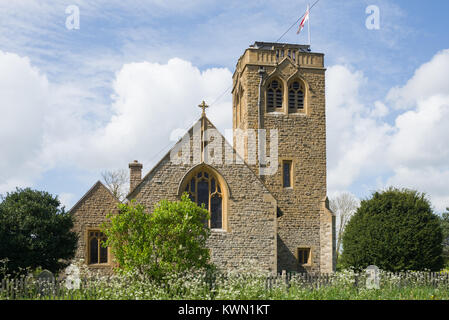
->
[[88, 231, 108, 265], [297, 248, 311, 265], [283, 160, 292, 188]]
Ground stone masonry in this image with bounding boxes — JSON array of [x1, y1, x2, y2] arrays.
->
[[232, 42, 335, 273], [70, 41, 335, 274]]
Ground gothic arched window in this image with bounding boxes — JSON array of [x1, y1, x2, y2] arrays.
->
[[184, 170, 224, 229], [88, 231, 108, 265], [267, 79, 283, 112], [288, 81, 305, 112]]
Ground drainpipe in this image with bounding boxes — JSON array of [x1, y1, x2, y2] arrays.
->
[[257, 67, 265, 175]]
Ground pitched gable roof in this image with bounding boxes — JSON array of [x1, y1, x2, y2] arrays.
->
[[68, 180, 121, 214], [126, 115, 277, 202]]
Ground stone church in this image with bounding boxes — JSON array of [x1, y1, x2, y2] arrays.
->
[[69, 41, 336, 274]]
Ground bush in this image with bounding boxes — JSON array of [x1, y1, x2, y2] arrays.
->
[[340, 187, 443, 271], [101, 194, 213, 279]]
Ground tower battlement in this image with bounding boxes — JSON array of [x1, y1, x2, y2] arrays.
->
[[234, 41, 324, 77]]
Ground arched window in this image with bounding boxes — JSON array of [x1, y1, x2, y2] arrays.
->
[[184, 170, 224, 229], [288, 81, 305, 112], [267, 79, 283, 112], [88, 231, 108, 264]]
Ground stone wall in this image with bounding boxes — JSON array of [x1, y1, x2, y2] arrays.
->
[[128, 117, 278, 273], [232, 43, 335, 273], [70, 181, 120, 274]]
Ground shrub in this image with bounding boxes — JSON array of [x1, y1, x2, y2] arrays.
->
[[101, 194, 213, 279], [340, 187, 443, 271]]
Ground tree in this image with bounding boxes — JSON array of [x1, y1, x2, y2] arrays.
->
[[329, 193, 359, 264], [0, 188, 78, 276], [439, 207, 449, 266], [340, 187, 444, 272], [101, 194, 212, 279], [101, 169, 129, 201]]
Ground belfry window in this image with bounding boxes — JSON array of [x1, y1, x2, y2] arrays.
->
[[288, 81, 305, 112], [184, 170, 223, 229], [267, 79, 283, 112]]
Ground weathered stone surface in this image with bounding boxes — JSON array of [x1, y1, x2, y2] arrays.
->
[[232, 42, 335, 273], [70, 181, 119, 274]]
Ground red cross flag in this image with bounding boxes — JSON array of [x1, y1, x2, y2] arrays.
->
[[296, 5, 310, 34]]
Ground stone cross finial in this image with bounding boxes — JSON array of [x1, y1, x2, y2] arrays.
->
[[198, 100, 209, 116]]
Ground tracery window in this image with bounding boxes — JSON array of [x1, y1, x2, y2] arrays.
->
[[88, 231, 108, 265], [184, 170, 224, 229], [288, 81, 305, 112], [267, 79, 283, 111]]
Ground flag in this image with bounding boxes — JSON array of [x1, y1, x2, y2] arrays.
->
[[296, 5, 310, 34]]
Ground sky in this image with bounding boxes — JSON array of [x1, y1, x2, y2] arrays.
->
[[0, 0, 448, 213]]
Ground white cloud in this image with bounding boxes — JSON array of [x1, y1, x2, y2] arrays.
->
[[58, 192, 76, 210], [387, 94, 449, 169], [387, 49, 449, 110], [327, 49, 449, 212], [0, 51, 49, 191], [62, 58, 232, 171], [0, 54, 232, 195], [326, 65, 393, 191]]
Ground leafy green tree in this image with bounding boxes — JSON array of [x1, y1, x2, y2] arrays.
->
[[0, 188, 78, 276], [340, 187, 443, 272], [101, 194, 212, 279]]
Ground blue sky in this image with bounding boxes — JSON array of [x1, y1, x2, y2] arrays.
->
[[0, 0, 448, 212]]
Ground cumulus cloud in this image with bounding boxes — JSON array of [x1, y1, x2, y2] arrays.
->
[[326, 65, 393, 191], [57, 58, 232, 171], [0, 54, 232, 195], [387, 49, 449, 110], [327, 49, 449, 212], [0, 51, 49, 191]]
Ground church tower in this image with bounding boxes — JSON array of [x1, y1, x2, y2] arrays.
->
[[232, 42, 335, 273]]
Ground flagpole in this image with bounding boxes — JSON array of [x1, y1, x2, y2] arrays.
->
[[308, 3, 311, 46]]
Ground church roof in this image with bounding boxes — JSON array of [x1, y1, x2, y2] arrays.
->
[[126, 113, 277, 203], [68, 180, 121, 213]]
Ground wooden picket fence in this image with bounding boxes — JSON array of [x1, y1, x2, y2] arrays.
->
[[2, 271, 449, 300], [264, 271, 449, 291]]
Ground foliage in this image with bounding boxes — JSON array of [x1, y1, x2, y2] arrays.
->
[[439, 208, 449, 266], [101, 194, 212, 279], [340, 187, 444, 271], [3, 268, 449, 300], [0, 188, 78, 276]]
